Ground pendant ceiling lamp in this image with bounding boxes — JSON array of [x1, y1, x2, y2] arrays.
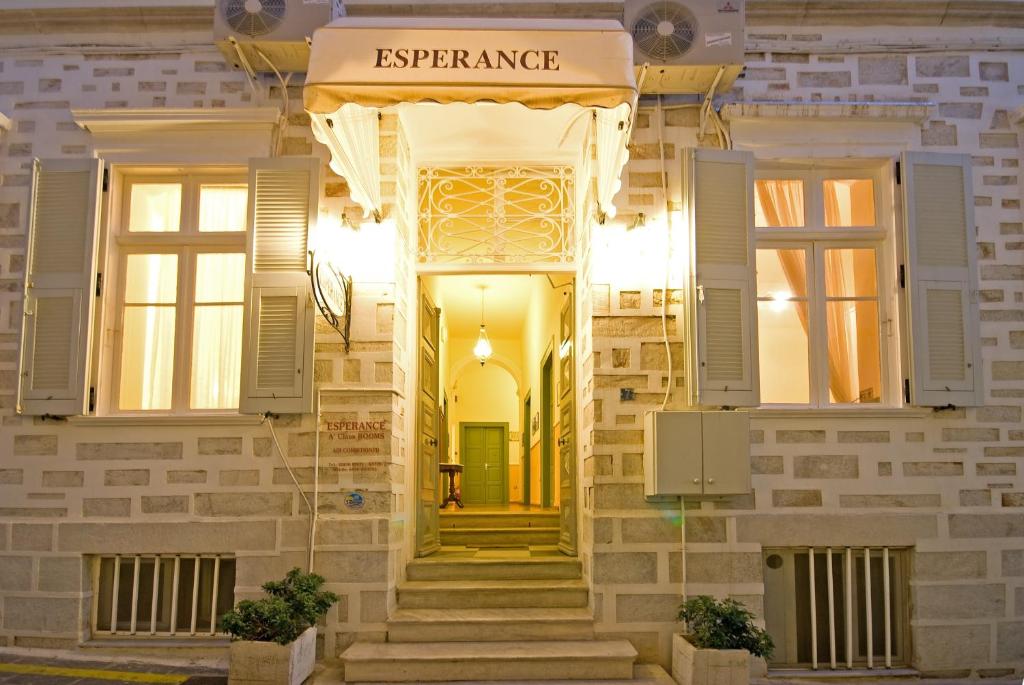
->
[[473, 287, 493, 366]]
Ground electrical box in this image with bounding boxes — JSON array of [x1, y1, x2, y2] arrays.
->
[[643, 410, 750, 497]]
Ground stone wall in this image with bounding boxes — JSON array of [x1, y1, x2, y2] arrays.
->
[[0, 38, 403, 658], [588, 24, 1023, 675]]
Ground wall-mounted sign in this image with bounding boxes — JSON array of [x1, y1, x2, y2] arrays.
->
[[321, 414, 390, 457], [344, 491, 365, 511], [309, 251, 352, 351]]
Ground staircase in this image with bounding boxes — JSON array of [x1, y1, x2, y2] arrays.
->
[[341, 510, 639, 683]]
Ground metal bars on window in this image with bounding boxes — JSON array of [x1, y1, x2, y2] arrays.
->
[[93, 555, 235, 637], [763, 547, 907, 670], [417, 165, 575, 264]]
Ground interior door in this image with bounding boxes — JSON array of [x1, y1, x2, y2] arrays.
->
[[416, 287, 441, 556], [557, 290, 577, 555], [462, 424, 507, 506]]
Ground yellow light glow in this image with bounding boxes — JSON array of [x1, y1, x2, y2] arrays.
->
[[769, 290, 793, 313], [309, 213, 396, 283], [591, 210, 687, 289]]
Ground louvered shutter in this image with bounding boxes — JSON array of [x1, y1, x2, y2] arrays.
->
[[18, 158, 103, 416], [239, 157, 319, 414], [901, 152, 983, 407], [684, 148, 759, 407]]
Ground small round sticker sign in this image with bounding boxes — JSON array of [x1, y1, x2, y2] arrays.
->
[[344, 491, 365, 511]]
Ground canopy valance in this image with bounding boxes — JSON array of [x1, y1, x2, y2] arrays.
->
[[304, 17, 636, 221]]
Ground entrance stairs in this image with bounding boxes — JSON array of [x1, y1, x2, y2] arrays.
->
[[340, 510, 639, 683]]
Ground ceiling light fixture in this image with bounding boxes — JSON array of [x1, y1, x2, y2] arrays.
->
[[473, 286, 493, 366]]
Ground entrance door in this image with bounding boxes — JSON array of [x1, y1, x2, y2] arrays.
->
[[541, 353, 553, 508], [522, 393, 531, 505], [462, 423, 508, 506], [416, 287, 441, 556], [557, 291, 577, 555]]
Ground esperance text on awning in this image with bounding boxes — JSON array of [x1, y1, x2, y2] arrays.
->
[[374, 48, 560, 71]]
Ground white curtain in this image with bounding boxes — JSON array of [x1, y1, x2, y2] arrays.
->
[[311, 104, 382, 220], [594, 103, 631, 221]]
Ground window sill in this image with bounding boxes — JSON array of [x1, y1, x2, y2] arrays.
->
[[69, 414, 264, 427], [749, 406, 931, 419]]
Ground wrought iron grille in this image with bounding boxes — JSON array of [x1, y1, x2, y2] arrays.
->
[[418, 165, 575, 264]]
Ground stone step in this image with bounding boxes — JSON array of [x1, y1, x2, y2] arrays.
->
[[407, 557, 582, 581], [387, 607, 595, 642], [397, 579, 589, 609], [439, 513, 560, 529], [316, 663, 672, 685], [439, 527, 560, 547], [341, 640, 637, 682]]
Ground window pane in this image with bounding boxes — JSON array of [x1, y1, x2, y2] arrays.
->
[[825, 248, 877, 297], [824, 179, 875, 227], [195, 253, 245, 303], [119, 306, 175, 410], [199, 184, 247, 232], [191, 305, 242, 410], [757, 248, 808, 298], [125, 254, 178, 304], [129, 183, 181, 233], [758, 300, 811, 404], [755, 179, 805, 227], [827, 300, 882, 404]]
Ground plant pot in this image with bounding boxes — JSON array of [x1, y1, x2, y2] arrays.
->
[[228, 625, 317, 685], [671, 633, 750, 685]]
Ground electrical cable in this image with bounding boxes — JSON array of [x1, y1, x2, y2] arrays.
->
[[264, 413, 317, 572], [656, 94, 673, 411]]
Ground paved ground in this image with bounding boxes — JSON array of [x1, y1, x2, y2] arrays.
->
[[0, 651, 226, 685]]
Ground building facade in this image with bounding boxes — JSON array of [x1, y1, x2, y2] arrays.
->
[[0, 0, 1022, 678]]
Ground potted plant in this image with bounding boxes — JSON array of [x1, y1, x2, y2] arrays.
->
[[672, 596, 773, 685], [222, 567, 340, 685]]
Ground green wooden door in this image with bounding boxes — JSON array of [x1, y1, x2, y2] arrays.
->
[[461, 423, 507, 506]]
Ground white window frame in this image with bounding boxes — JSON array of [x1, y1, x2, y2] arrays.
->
[[754, 162, 900, 409], [104, 169, 247, 416]]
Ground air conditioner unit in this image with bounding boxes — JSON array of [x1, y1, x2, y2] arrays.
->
[[625, 0, 745, 94], [214, 0, 342, 73]]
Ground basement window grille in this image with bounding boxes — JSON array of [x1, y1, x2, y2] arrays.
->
[[93, 555, 235, 637], [763, 547, 910, 670]]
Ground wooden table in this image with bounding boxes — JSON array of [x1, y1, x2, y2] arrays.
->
[[439, 463, 464, 508]]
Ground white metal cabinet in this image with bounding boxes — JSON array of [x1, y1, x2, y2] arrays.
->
[[643, 410, 750, 497]]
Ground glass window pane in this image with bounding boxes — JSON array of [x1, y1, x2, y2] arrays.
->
[[190, 305, 242, 410], [758, 300, 811, 404], [825, 248, 877, 298], [755, 179, 805, 228], [119, 306, 175, 410], [128, 183, 181, 233], [827, 301, 882, 404], [125, 254, 177, 304], [824, 179, 875, 227], [199, 184, 247, 232], [195, 253, 245, 303], [757, 248, 808, 299]]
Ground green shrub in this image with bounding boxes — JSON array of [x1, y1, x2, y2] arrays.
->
[[221, 568, 339, 645], [677, 595, 774, 658]]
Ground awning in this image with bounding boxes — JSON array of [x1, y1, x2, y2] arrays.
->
[[304, 17, 636, 113], [304, 17, 636, 221]]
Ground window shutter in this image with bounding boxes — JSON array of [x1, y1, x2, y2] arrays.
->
[[901, 152, 982, 407], [239, 157, 319, 415], [684, 148, 759, 407], [18, 158, 103, 416]]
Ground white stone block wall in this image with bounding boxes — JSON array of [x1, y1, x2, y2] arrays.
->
[[0, 38, 405, 660], [588, 25, 1023, 675], [0, 10, 1021, 677]]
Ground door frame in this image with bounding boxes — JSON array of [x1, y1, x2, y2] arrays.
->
[[522, 392, 531, 505], [541, 346, 554, 509], [459, 421, 509, 506], [413, 268, 579, 555]]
